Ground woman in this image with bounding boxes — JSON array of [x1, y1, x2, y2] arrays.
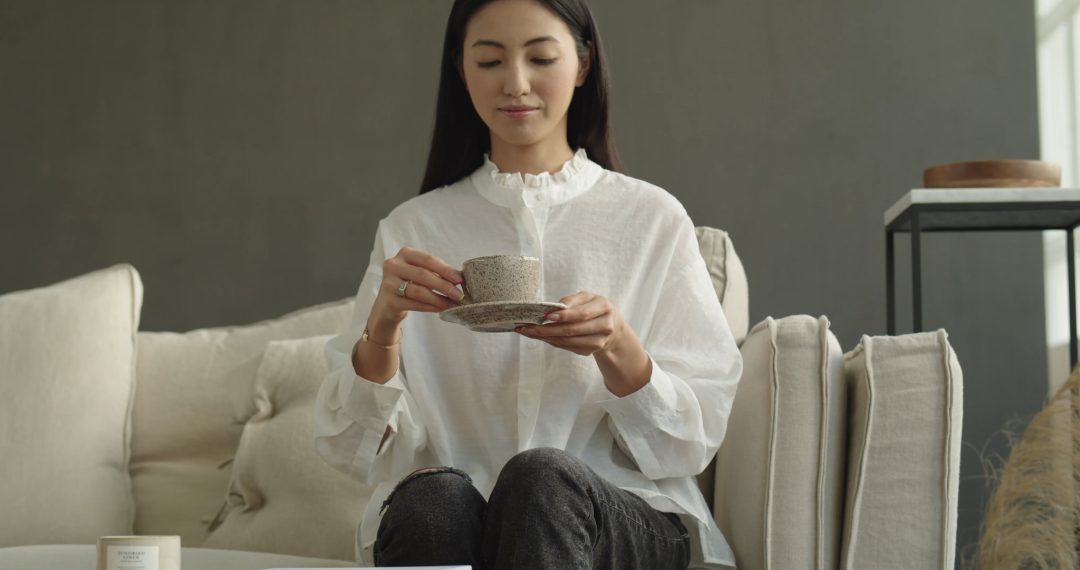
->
[[315, 0, 742, 568]]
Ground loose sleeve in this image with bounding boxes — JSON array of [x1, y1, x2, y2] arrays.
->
[[598, 218, 743, 480], [314, 223, 431, 485]]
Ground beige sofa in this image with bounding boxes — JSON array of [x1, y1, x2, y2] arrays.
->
[[0, 227, 963, 570]]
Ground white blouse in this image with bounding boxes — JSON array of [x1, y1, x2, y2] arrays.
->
[[315, 149, 742, 568]]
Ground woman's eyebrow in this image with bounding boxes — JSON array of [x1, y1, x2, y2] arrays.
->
[[471, 36, 558, 49]]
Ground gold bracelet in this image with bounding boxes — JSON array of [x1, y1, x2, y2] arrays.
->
[[361, 327, 400, 350]]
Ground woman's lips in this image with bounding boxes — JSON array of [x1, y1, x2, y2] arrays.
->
[[500, 107, 537, 119]]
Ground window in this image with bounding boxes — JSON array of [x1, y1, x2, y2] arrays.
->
[[1037, 0, 1080, 391]]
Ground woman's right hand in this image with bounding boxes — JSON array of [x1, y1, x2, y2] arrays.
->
[[370, 247, 466, 324]]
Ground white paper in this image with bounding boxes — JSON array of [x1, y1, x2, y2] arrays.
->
[[106, 545, 159, 570]]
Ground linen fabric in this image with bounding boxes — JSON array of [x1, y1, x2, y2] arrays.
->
[[203, 335, 375, 561], [315, 149, 742, 568], [131, 298, 354, 544], [840, 331, 963, 570], [712, 315, 846, 570], [0, 264, 143, 546], [691, 226, 748, 508], [694, 226, 749, 345]]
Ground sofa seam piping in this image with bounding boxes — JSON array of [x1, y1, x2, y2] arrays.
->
[[124, 264, 141, 534], [814, 317, 829, 570], [843, 336, 873, 569], [764, 317, 779, 570]]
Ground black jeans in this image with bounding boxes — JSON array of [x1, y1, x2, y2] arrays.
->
[[374, 447, 691, 570]]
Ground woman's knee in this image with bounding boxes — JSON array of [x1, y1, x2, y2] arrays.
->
[[379, 467, 483, 523], [495, 448, 592, 501], [375, 467, 485, 565], [502, 448, 587, 479], [487, 448, 599, 538]]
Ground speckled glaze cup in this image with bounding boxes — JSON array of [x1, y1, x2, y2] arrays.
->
[[461, 255, 540, 304]]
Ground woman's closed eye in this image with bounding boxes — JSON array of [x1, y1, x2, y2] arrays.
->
[[477, 58, 558, 68]]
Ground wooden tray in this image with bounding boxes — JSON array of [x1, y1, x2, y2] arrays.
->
[[923, 160, 1061, 188]]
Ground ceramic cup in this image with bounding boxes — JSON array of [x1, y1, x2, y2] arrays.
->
[[461, 255, 540, 304]]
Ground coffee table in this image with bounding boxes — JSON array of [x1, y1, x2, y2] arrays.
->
[[0, 544, 361, 570]]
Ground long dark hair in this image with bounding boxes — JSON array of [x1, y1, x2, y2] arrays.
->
[[419, 0, 622, 194]]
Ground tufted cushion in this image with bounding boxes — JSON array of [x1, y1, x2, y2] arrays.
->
[[130, 299, 355, 545], [840, 331, 963, 570], [202, 335, 375, 561], [0, 264, 143, 546], [712, 315, 846, 569]]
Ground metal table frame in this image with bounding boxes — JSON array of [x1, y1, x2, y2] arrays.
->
[[885, 194, 1080, 368]]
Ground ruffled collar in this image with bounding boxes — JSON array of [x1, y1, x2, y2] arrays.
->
[[470, 148, 604, 208]]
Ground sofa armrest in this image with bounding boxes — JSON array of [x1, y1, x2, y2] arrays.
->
[[712, 315, 846, 569], [840, 331, 963, 570]]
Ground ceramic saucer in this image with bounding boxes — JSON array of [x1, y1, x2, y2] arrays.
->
[[439, 301, 567, 333]]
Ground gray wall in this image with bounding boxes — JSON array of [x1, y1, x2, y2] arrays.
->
[[0, 1, 1046, 565]]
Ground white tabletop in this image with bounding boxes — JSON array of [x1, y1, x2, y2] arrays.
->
[[0, 545, 360, 570], [884, 187, 1080, 229]]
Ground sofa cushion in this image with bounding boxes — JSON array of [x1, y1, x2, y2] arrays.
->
[[712, 315, 846, 570], [840, 330, 963, 570], [695, 226, 749, 345], [0, 264, 143, 546], [130, 298, 354, 545], [0, 545, 353, 570], [202, 335, 375, 561]]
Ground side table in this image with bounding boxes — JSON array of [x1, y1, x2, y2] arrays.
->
[[884, 187, 1080, 368]]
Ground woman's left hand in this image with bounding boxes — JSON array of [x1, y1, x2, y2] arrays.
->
[[515, 291, 630, 357], [518, 291, 652, 396]]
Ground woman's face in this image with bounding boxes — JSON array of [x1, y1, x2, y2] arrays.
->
[[461, 0, 590, 153]]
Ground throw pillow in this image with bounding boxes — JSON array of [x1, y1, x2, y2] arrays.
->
[[0, 264, 143, 546], [130, 298, 354, 545], [712, 315, 846, 570], [201, 335, 375, 561]]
